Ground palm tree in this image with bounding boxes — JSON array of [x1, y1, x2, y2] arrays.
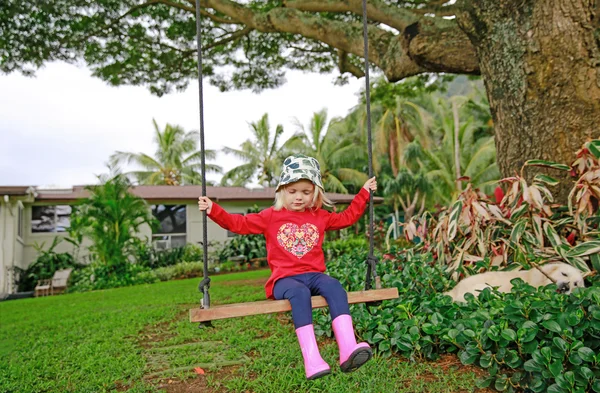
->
[[221, 113, 302, 187], [70, 174, 157, 279], [110, 119, 221, 185], [466, 85, 494, 138], [291, 109, 368, 193], [369, 78, 433, 177], [383, 168, 432, 222], [408, 95, 499, 205]]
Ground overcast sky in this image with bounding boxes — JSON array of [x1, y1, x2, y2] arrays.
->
[[0, 62, 364, 188]]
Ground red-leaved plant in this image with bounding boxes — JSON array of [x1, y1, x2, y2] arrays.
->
[[402, 139, 600, 278]]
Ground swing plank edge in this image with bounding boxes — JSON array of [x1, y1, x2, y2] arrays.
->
[[189, 287, 399, 322]]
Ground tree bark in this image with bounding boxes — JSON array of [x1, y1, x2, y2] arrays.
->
[[456, 0, 600, 202]]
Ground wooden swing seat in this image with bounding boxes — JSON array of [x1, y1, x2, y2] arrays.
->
[[189, 287, 399, 322]]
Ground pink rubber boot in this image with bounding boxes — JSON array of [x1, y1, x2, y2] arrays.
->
[[332, 314, 373, 372], [295, 324, 331, 380]]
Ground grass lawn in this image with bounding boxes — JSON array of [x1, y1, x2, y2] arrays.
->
[[0, 269, 491, 393]]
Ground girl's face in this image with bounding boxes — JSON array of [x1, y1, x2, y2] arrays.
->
[[283, 180, 315, 212]]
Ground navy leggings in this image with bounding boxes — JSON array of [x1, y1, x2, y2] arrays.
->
[[273, 272, 350, 329]]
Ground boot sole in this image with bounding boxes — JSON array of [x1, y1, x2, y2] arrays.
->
[[307, 368, 331, 380], [340, 347, 372, 372]]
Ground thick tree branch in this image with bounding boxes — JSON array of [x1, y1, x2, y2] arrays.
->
[[198, 9, 239, 24], [403, 18, 479, 74], [284, 0, 418, 31], [269, 8, 424, 77], [203, 0, 426, 79], [157, 0, 195, 13], [337, 49, 364, 78], [122, 0, 195, 18], [205, 26, 253, 49], [115, 0, 481, 82], [201, 0, 478, 80], [125, 0, 238, 24], [203, 0, 262, 29]]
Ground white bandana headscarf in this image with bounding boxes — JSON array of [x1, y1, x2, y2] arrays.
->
[[276, 154, 324, 191]]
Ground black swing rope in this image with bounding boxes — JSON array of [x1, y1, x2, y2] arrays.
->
[[194, 0, 379, 311], [194, 0, 210, 311], [361, 0, 380, 292]]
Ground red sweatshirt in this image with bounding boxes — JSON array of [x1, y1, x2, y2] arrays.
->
[[208, 188, 370, 299]]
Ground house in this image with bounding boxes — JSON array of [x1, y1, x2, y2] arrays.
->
[[0, 185, 383, 295]]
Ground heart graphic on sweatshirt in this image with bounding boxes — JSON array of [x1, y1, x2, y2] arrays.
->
[[277, 223, 320, 258]]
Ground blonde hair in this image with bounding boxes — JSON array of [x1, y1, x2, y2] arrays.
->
[[274, 182, 334, 211]]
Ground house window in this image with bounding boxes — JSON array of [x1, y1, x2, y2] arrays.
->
[[151, 204, 186, 249], [31, 205, 72, 233], [17, 204, 23, 238]]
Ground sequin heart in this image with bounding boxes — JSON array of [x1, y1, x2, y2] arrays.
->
[[277, 223, 319, 258]]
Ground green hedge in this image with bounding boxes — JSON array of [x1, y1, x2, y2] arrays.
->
[[322, 251, 600, 393]]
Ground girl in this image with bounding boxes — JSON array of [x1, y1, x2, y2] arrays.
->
[[198, 154, 377, 380]]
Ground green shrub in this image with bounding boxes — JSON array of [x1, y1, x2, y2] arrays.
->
[[133, 243, 204, 269], [69, 248, 255, 292], [148, 261, 207, 281], [218, 234, 266, 262], [323, 236, 369, 259], [130, 260, 239, 284], [323, 251, 600, 393], [69, 261, 152, 292], [182, 243, 204, 262], [13, 237, 82, 292]]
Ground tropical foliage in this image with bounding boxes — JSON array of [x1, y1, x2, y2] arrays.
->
[[133, 243, 204, 270], [215, 76, 494, 210], [405, 94, 499, 205], [402, 140, 600, 278], [368, 76, 448, 176], [221, 113, 300, 187], [324, 250, 600, 393], [67, 174, 158, 288], [382, 168, 431, 222], [110, 119, 221, 185], [290, 109, 368, 193], [347, 76, 498, 210], [13, 237, 82, 292]]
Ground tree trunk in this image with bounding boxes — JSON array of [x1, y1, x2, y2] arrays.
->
[[457, 0, 600, 203]]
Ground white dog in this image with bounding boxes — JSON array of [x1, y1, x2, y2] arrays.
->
[[444, 262, 585, 302]]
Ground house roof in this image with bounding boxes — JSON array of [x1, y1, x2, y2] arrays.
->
[[0, 186, 36, 196], [15, 185, 383, 204]]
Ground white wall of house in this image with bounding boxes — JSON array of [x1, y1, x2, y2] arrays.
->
[[0, 198, 24, 295], [0, 200, 7, 295]]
